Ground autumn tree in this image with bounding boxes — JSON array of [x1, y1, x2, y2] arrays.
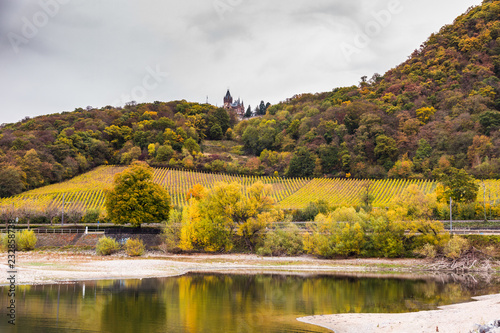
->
[[105, 162, 171, 227], [390, 184, 435, 220], [183, 137, 201, 155], [374, 135, 398, 170], [179, 182, 280, 252], [415, 107, 436, 124], [433, 167, 479, 203], [286, 147, 315, 177], [0, 165, 24, 198]]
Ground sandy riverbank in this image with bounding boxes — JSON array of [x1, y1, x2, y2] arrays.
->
[[1, 251, 499, 332], [298, 293, 500, 333], [0, 251, 432, 285]]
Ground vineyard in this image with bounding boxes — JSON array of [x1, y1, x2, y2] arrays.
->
[[1, 166, 500, 213]]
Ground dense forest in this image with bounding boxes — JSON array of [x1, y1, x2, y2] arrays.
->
[[238, 0, 500, 179], [1, 0, 500, 197]]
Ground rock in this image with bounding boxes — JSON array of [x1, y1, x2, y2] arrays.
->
[[471, 320, 500, 333]]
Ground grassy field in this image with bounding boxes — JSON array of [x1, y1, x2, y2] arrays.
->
[[1, 165, 500, 212]]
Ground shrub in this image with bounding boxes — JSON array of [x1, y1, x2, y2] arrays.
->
[[304, 209, 366, 258], [162, 209, 182, 253], [443, 236, 470, 259], [0, 233, 9, 252], [96, 236, 120, 255], [293, 200, 329, 221], [124, 238, 145, 256], [83, 209, 101, 224], [370, 217, 405, 258], [257, 224, 303, 256], [407, 219, 449, 251], [414, 244, 438, 259], [17, 230, 37, 251]]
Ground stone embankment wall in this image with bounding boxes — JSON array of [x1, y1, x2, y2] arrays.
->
[[35, 233, 162, 249]]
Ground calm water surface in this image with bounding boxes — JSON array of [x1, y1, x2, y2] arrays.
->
[[1, 273, 499, 333]]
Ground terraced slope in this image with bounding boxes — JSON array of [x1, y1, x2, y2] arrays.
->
[[2, 166, 499, 212]]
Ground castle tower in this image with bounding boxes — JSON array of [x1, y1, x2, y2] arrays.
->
[[223, 89, 245, 118], [223, 90, 233, 108]]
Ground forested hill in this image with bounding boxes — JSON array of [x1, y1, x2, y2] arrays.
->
[[0, 101, 237, 197], [1, 0, 500, 198], [236, 0, 500, 179]]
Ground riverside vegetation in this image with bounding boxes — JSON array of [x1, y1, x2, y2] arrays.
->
[[1, 163, 499, 270], [163, 179, 499, 268]]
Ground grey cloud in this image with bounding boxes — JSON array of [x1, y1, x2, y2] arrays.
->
[[0, 0, 484, 124]]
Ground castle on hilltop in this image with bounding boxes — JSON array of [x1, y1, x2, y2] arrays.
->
[[223, 90, 245, 118]]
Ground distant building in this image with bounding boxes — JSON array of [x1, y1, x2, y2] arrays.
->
[[223, 89, 245, 118]]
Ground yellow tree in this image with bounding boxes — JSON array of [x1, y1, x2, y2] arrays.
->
[[179, 182, 279, 252], [390, 184, 435, 220], [105, 162, 171, 227]]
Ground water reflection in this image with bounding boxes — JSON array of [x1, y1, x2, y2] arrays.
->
[[1, 273, 499, 333]]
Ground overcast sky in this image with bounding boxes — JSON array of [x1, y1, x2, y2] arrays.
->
[[0, 0, 483, 124]]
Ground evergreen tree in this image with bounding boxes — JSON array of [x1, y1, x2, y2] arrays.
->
[[245, 105, 252, 118], [259, 101, 266, 115]]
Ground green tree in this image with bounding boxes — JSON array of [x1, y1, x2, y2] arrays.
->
[[479, 110, 500, 135], [104, 125, 133, 149], [318, 145, 340, 174], [374, 135, 398, 170], [286, 147, 315, 177], [156, 145, 175, 162], [434, 167, 479, 203], [0, 165, 24, 197], [105, 162, 171, 227], [245, 105, 252, 118], [209, 123, 223, 140], [183, 137, 201, 155], [259, 101, 266, 115], [20, 149, 45, 189], [414, 139, 432, 161]]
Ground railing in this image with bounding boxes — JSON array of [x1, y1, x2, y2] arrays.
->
[[2, 220, 500, 235], [0, 228, 104, 234]]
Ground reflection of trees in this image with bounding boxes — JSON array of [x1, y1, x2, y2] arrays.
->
[[157, 273, 500, 332], [2, 274, 499, 333], [100, 280, 166, 333]]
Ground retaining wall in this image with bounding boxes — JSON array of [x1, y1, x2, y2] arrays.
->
[[35, 233, 162, 249]]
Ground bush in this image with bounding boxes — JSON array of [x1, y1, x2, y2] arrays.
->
[[83, 209, 101, 224], [443, 236, 470, 259], [414, 244, 438, 258], [96, 236, 120, 255], [17, 230, 37, 251], [162, 209, 182, 253], [304, 207, 367, 258], [124, 238, 145, 256], [292, 200, 329, 221], [257, 224, 303, 256], [370, 217, 405, 258], [0, 233, 9, 252]]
